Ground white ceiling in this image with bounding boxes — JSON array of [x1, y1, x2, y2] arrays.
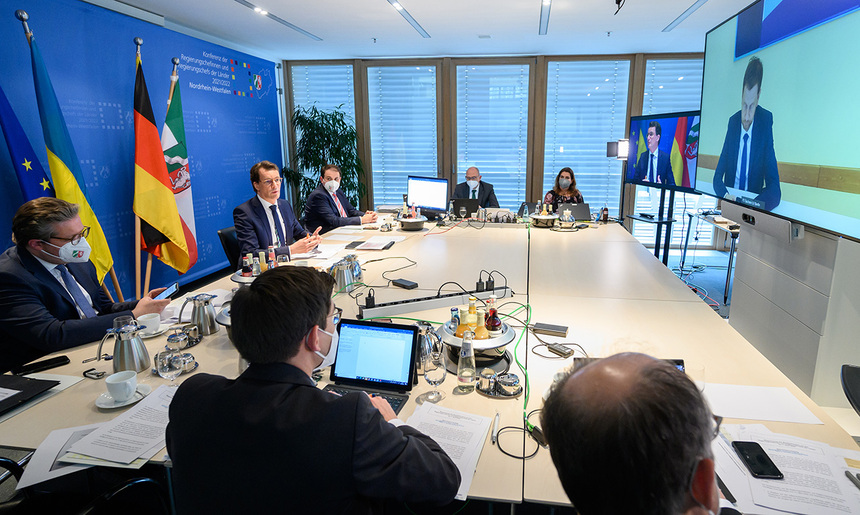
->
[[115, 0, 752, 62]]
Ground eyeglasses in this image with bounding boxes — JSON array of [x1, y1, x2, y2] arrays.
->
[[330, 307, 343, 326], [50, 226, 90, 245], [711, 414, 723, 440], [465, 176, 479, 181], [260, 178, 282, 186]]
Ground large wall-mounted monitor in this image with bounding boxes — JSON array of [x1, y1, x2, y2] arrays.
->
[[626, 111, 700, 193], [406, 175, 449, 215], [696, 0, 860, 241]]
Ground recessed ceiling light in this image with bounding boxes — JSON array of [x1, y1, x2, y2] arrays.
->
[[253, 6, 261, 12], [538, 0, 552, 35], [234, 0, 321, 40], [385, 0, 430, 38]]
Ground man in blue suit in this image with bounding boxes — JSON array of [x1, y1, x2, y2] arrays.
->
[[712, 56, 781, 211], [233, 161, 321, 262], [303, 164, 377, 234], [0, 198, 169, 373], [452, 167, 500, 208], [631, 121, 675, 186]]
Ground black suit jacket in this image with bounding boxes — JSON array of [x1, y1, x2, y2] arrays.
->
[[632, 149, 675, 186], [0, 246, 138, 372], [713, 106, 781, 210], [166, 363, 461, 514], [452, 181, 500, 209], [303, 185, 364, 234], [233, 196, 307, 260]]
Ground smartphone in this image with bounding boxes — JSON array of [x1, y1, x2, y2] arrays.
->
[[155, 282, 179, 300], [732, 441, 784, 479]]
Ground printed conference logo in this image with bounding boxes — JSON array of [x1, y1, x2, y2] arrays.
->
[[227, 59, 271, 99]]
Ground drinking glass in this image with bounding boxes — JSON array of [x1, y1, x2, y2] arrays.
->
[[113, 315, 133, 331], [155, 350, 183, 382], [459, 206, 467, 219], [417, 348, 447, 404]]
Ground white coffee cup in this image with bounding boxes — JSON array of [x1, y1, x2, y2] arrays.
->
[[137, 313, 161, 336], [105, 370, 137, 402]]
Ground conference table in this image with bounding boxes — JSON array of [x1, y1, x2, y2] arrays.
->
[[0, 218, 856, 508]]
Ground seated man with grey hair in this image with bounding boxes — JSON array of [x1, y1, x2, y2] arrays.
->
[[541, 352, 728, 515]]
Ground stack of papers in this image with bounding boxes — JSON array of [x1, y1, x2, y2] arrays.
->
[[715, 424, 860, 514], [406, 403, 491, 501], [18, 385, 176, 488]]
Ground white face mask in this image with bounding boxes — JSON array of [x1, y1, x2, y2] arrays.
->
[[559, 178, 572, 190], [466, 180, 479, 190], [314, 327, 339, 371], [41, 237, 91, 263], [324, 180, 339, 194]]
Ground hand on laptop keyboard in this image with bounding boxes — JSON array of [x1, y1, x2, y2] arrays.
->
[[368, 393, 397, 421]]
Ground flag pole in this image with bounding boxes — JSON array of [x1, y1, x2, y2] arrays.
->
[[168, 57, 179, 104], [134, 37, 143, 299], [14, 10, 32, 42]]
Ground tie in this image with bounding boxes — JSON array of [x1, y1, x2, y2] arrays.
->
[[739, 133, 749, 191], [649, 154, 655, 183], [56, 264, 97, 318], [270, 204, 286, 247], [471, 189, 477, 199], [332, 193, 347, 217]]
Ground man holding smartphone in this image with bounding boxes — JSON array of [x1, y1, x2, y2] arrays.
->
[[0, 198, 170, 373], [541, 353, 729, 515]]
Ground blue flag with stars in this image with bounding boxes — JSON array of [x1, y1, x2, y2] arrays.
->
[[0, 82, 54, 201]]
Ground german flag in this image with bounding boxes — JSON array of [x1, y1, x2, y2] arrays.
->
[[133, 49, 188, 273]]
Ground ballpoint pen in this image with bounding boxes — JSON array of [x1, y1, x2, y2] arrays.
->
[[491, 412, 500, 444], [845, 470, 860, 492]]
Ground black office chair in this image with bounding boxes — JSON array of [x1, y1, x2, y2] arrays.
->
[[841, 365, 860, 417], [217, 226, 240, 272]]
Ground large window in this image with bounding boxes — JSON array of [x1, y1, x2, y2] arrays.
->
[[290, 64, 355, 116], [631, 58, 713, 248], [456, 64, 530, 211], [367, 66, 438, 207], [543, 60, 630, 217]]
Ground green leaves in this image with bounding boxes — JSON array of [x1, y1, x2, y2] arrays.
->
[[283, 104, 366, 216]]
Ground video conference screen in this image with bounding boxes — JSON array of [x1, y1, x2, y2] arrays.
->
[[626, 111, 700, 193], [696, 0, 860, 241]]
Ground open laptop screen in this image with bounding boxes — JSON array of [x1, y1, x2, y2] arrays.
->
[[330, 319, 418, 389]]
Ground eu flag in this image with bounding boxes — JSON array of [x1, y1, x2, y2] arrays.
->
[[0, 82, 54, 201]]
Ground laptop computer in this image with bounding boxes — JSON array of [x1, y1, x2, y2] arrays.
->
[[452, 198, 480, 219], [517, 202, 538, 217], [323, 318, 419, 414], [557, 203, 592, 221]]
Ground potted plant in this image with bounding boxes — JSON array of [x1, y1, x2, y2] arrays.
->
[[283, 104, 366, 216]]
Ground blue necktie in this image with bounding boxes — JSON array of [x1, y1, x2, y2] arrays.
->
[[648, 154, 655, 183], [739, 133, 749, 191], [270, 204, 286, 247], [56, 264, 97, 318]]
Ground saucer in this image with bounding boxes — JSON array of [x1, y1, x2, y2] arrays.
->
[[95, 383, 152, 409], [139, 324, 170, 339]]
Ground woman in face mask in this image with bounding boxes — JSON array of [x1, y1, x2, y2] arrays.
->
[[544, 167, 584, 212]]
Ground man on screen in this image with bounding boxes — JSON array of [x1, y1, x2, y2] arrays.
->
[[452, 166, 500, 208], [712, 56, 781, 210], [632, 121, 675, 186]]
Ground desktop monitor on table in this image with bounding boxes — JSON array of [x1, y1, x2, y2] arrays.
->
[[406, 176, 449, 220]]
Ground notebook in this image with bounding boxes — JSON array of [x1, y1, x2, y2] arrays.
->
[[557, 202, 592, 221], [323, 319, 419, 414], [452, 198, 480, 219]]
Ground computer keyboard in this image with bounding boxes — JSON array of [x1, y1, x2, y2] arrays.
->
[[323, 386, 406, 414]]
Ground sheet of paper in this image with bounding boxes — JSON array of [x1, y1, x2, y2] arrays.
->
[[16, 423, 100, 489], [365, 235, 406, 243], [704, 383, 822, 424], [406, 403, 491, 501], [325, 234, 364, 242], [291, 243, 346, 260], [0, 387, 21, 401], [329, 226, 364, 234], [0, 374, 83, 425], [69, 385, 175, 464]]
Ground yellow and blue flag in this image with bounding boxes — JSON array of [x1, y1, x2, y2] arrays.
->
[[27, 35, 113, 281], [0, 82, 54, 201]]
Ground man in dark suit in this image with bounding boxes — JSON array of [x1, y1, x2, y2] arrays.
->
[[632, 121, 676, 186], [304, 164, 377, 234], [233, 160, 321, 262], [0, 198, 169, 373], [542, 353, 728, 515], [166, 266, 461, 513], [452, 167, 500, 208], [713, 56, 781, 211]]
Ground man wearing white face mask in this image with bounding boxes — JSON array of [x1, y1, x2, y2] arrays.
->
[[452, 166, 500, 209], [303, 164, 377, 234], [167, 266, 460, 513], [0, 197, 170, 372]]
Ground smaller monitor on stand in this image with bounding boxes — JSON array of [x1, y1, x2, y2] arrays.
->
[[406, 176, 449, 220]]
